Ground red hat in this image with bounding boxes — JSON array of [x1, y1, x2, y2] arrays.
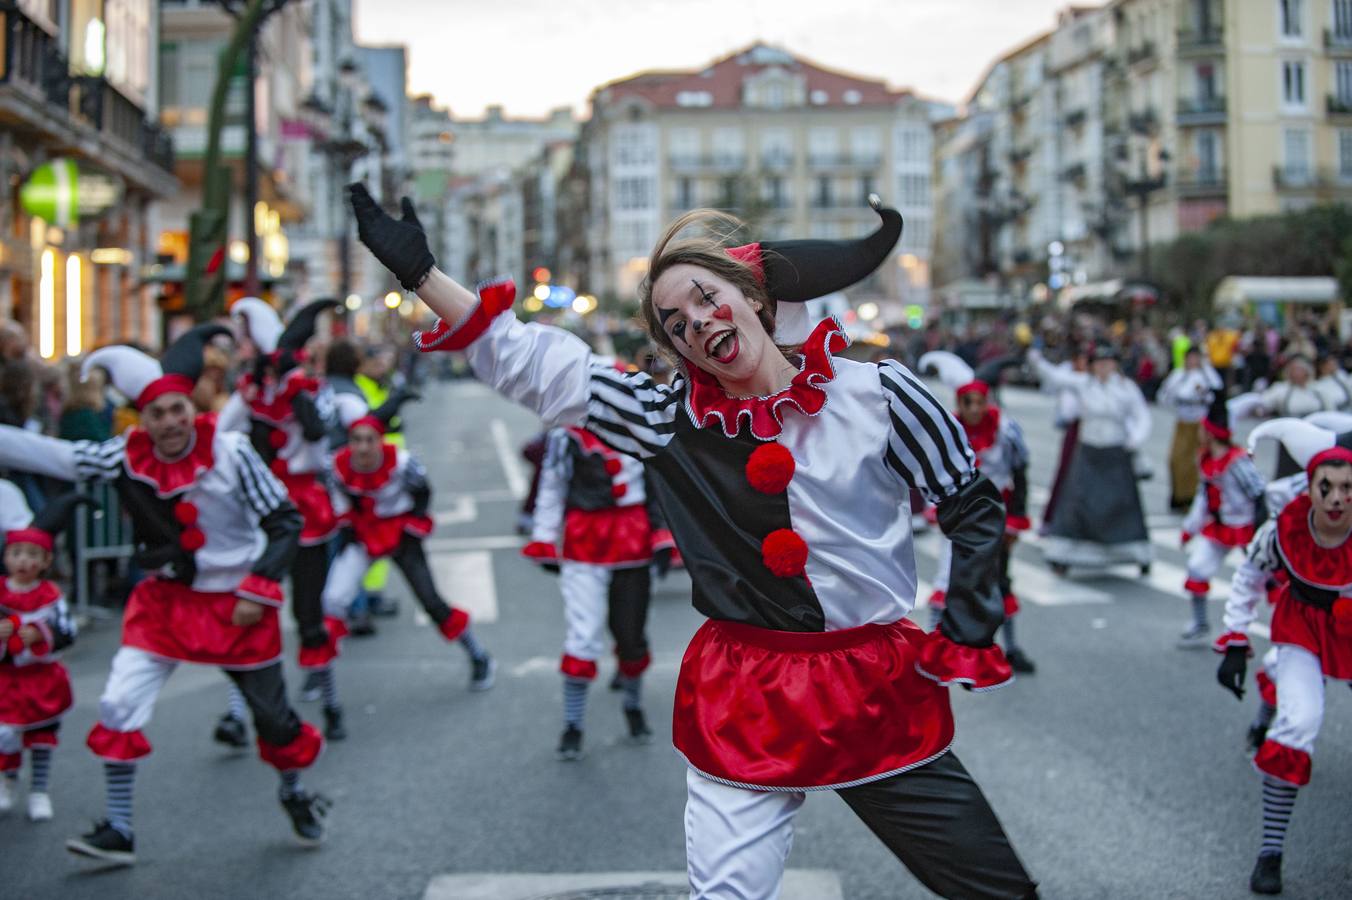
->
[[1306, 446, 1352, 482], [349, 414, 386, 435], [4, 492, 98, 554]]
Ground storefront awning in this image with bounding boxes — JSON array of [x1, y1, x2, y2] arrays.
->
[[1213, 276, 1340, 308]]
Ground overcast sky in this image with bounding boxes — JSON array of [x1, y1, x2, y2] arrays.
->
[[353, 0, 1080, 118]]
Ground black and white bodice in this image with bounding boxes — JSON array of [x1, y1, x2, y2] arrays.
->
[[467, 313, 979, 632]]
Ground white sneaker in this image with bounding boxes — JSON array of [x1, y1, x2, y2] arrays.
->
[[0, 778, 13, 812], [27, 791, 52, 821]]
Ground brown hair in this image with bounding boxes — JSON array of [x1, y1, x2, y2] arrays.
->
[[638, 209, 782, 363]]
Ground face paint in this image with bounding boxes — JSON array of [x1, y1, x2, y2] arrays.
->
[[1320, 478, 1333, 500], [713, 304, 733, 321]]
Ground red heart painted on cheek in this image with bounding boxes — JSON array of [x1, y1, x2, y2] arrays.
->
[[713, 305, 733, 321]]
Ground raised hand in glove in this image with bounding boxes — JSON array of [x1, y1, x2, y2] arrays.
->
[[348, 183, 435, 291], [1217, 646, 1248, 700]]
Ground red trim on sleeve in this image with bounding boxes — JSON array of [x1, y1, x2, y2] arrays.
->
[[914, 633, 1014, 692], [236, 574, 284, 608], [257, 721, 323, 771], [413, 278, 516, 353]]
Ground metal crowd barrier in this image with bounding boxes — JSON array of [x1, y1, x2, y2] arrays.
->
[[72, 481, 134, 619]]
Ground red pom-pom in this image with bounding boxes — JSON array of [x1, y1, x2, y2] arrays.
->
[[173, 501, 198, 526], [611, 483, 628, 499], [270, 458, 289, 477], [761, 528, 808, 577], [746, 443, 795, 494], [179, 527, 206, 552], [268, 429, 287, 449], [604, 458, 622, 476]]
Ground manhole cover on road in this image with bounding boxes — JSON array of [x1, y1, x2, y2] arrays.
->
[[531, 886, 686, 900]]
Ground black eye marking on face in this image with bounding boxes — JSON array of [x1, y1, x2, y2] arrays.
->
[[1319, 478, 1333, 499], [655, 306, 677, 327]]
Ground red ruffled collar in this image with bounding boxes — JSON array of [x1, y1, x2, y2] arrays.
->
[[124, 416, 216, 497], [960, 408, 1001, 453], [335, 444, 397, 492], [1276, 494, 1352, 589], [0, 578, 60, 614], [237, 370, 318, 425], [1199, 446, 1245, 478], [682, 317, 848, 440]]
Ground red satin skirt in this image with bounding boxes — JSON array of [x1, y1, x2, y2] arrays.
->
[[349, 513, 434, 558], [122, 579, 282, 669], [1272, 595, 1352, 680], [280, 472, 338, 546], [0, 661, 72, 727], [563, 505, 652, 566], [673, 617, 954, 791]]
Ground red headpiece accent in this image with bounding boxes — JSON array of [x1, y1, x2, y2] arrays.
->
[[1306, 446, 1352, 481], [956, 380, 990, 397], [725, 243, 766, 283], [1202, 418, 1232, 442], [4, 528, 53, 553], [349, 415, 386, 435], [135, 374, 196, 410]]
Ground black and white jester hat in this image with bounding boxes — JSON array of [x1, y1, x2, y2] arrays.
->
[[81, 323, 231, 410]]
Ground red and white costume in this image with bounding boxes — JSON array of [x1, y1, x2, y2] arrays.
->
[[0, 577, 75, 768], [1180, 446, 1266, 598]]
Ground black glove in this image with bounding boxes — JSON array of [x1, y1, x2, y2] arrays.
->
[[348, 184, 435, 291], [1217, 646, 1248, 701]]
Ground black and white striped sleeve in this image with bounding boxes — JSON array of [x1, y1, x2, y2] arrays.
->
[[0, 425, 125, 483], [585, 365, 682, 460], [877, 360, 977, 504], [232, 437, 290, 518]]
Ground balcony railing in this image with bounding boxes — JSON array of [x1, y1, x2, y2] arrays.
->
[[1061, 162, 1087, 182], [807, 153, 883, 168], [1008, 146, 1033, 165], [1324, 28, 1352, 53], [667, 154, 746, 170], [1272, 165, 1352, 190], [1177, 95, 1227, 124], [1328, 94, 1352, 117], [1127, 41, 1157, 67], [1176, 167, 1227, 197], [1, 4, 72, 106], [1177, 25, 1223, 53], [759, 151, 795, 169], [1128, 108, 1159, 135], [1063, 108, 1087, 128]]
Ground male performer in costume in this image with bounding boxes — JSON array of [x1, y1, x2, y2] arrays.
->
[[219, 298, 345, 741], [314, 394, 495, 713], [0, 326, 328, 864], [522, 425, 674, 758], [1177, 396, 1265, 647], [1215, 419, 1352, 895], [919, 352, 1035, 673]]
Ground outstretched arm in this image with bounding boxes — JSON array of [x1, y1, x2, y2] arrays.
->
[[0, 425, 124, 483]]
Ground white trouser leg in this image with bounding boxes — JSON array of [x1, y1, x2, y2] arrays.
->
[[560, 561, 610, 663], [685, 768, 805, 900], [0, 725, 20, 756], [322, 543, 372, 620], [1185, 537, 1230, 592], [1266, 645, 1325, 755], [932, 536, 952, 593], [98, 647, 177, 732]]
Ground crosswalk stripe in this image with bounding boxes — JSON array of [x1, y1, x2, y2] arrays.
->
[[433, 494, 479, 526], [429, 550, 499, 623], [489, 418, 529, 499]]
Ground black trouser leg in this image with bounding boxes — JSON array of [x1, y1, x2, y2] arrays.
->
[[836, 752, 1037, 900], [293, 543, 330, 649], [391, 535, 452, 626], [997, 537, 1013, 599], [606, 565, 651, 664], [225, 663, 302, 748]]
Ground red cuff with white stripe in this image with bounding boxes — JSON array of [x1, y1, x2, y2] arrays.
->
[[1212, 631, 1251, 654], [914, 633, 1013, 692], [87, 723, 152, 761], [413, 278, 515, 353], [236, 574, 284, 608], [522, 541, 560, 564]]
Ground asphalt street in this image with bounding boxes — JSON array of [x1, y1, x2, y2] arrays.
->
[[4, 376, 1350, 900]]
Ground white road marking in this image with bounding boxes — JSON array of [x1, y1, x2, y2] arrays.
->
[[490, 418, 529, 499], [509, 656, 557, 677], [1009, 558, 1114, 605], [425, 535, 525, 552], [425, 871, 842, 900], [433, 494, 479, 526], [429, 550, 498, 623]]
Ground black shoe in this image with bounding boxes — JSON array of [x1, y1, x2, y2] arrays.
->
[[624, 708, 654, 744], [367, 594, 399, 618], [557, 725, 584, 760], [347, 612, 377, 637], [1250, 852, 1282, 895], [323, 705, 347, 741], [1247, 722, 1270, 754], [469, 654, 496, 691], [66, 820, 136, 865], [299, 671, 323, 703], [213, 714, 248, 749], [1006, 648, 1037, 674], [279, 791, 330, 847]]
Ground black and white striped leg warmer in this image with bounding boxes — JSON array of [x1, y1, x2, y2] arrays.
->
[[227, 682, 248, 721], [1190, 594, 1208, 629], [278, 769, 304, 799], [620, 674, 642, 712], [314, 665, 340, 709], [563, 676, 589, 729], [458, 628, 488, 661], [29, 747, 51, 793], [1260, 775, 1299, 856], [104, 762, 136, 838]]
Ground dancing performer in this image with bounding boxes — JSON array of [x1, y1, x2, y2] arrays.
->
[[319, 394, 496, 706], [0, 494, 88, 821], [919, 352, 1035, 673], [0, 325, 328, 864], [352, 185, 1035, 899], [1313, 354, 1352, 411], [1214, 418, 1352, 895], [1176, 396, 1265, 647], [1028, 343, 1152, 575], [219, 298, 344, 743], [1158, 346, 1222, 511], [521, 426, 675, 758]]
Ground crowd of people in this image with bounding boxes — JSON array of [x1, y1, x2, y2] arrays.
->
[[0, 186, 1348, 898]]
